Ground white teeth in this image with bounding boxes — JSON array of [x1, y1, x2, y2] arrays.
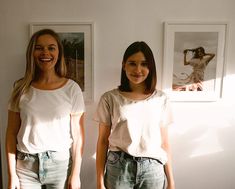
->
[[40, 58, 52, 62]]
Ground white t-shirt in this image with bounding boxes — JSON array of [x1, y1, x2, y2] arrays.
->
[[8, 79, 85, 153], [94, 89, 173, 164]]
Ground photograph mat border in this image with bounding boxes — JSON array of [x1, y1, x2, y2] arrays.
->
[[162, 21, 228, 101]]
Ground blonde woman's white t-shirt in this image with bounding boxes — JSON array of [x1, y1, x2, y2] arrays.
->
[[9, 79, 85, 153], [94, 89, 173, 164]]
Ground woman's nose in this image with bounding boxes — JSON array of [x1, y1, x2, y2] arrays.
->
[[135, 65, 142, 72], [42, 47, 49, 54]]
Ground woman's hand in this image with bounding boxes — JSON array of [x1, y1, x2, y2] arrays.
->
[[67, 174, 81, 189], [97, 184, 106, 189], [166, 184, 175, 189], [8, 175, 20, 189]]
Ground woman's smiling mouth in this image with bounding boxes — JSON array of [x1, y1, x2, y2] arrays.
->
[[39, 57, 53, 62]]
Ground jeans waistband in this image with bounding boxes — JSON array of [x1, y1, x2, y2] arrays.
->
[[16, 149, 71, 160], [112, 151, 163, 164], [113, 151, 150, 161], [17, 150, 52, 159]]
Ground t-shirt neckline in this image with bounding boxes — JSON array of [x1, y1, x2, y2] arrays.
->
[[116, 89, 157, 102], [30, 79, 70, 92]]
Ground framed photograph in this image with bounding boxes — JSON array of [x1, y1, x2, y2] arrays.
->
[[30, 22, 94, 102], [163, 21, 228, 101]]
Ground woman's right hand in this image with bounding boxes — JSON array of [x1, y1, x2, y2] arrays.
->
[[97, 184, 106, 189], [8, 175, 20, 189], [183, 49, 188, 54]]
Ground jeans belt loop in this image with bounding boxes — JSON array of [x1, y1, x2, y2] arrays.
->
[[120, 151, 125, 159], [46, 151, 51, 158], [26, 153, 30, 158]]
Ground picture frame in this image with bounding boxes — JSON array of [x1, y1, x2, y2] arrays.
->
[[162, 21, 228, 101], [30, 22, 94, 102]]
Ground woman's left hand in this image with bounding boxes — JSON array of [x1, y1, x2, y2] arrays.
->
[[166, 184, 175, 189], [67, 174, 81, 189]]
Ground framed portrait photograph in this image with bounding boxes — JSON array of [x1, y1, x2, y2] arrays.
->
[[30, 22, 94, 102], [162, 21, 228, 101]]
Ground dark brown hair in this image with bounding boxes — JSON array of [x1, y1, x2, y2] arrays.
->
[[118, 41, 157, 94], [193, 46, 205, 58]]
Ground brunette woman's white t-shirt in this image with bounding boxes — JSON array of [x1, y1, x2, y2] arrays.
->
[[8, 79, 85, 154], [94, 89, 173, 164]]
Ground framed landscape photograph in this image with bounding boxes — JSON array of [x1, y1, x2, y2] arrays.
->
[[30, 22, 94, 102], [163, 21, 228, 101]]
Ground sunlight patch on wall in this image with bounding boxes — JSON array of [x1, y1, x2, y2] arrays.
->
[[222, 74, 235, 100], [171, 100, 234, 159], [189, 128, 224, 158], [92, 153, 96, 160]]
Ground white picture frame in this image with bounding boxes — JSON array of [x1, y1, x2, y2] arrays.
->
[[162, 21, 228, 101], [30, 22, 94, 102]]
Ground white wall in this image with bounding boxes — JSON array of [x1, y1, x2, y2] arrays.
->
[[1, 0, 235, 188]]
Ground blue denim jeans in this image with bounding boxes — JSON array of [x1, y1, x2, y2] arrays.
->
[[104, 151, 166, 189], [16, 149, 71, 189]]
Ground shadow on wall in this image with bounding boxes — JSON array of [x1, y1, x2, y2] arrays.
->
[[80, 104, 98, 189], [171, 123, 235, 189], [0, 143, 2, 189]]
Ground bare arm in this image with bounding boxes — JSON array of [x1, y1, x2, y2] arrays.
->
[[183, 49, 191, 65], [204, 53, 215, 65], [161, 127, 175, 189], [68, 112, 85, 189], [5, 110, 21, 189], [183, 48, 196, 54], [183, 48, 200, 65], [96, 123, 111, 189]]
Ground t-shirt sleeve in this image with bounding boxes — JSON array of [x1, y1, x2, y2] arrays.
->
[[160, 96, 173, 127], [71, 82, 85, 115], [94, 93, 112, 126], [8, 100, 20, 112]]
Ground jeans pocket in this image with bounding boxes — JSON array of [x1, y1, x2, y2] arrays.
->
[[16, 153, 38, 172], [149, 158, 163, 165], [147, 159, 165, 178], [50, 150, 71, 163], [107, 151, 121, 165], [16, 151, 27, 160]]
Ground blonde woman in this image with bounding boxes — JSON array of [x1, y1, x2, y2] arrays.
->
[[6, 29, 85, 189]]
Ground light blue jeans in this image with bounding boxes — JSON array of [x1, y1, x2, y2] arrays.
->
[[16, 149, 71, 189], [104, 151, 166, 189]]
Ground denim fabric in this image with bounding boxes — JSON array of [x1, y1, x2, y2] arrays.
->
[[16, 150, 71, 189], [104, 151, 165, 189]]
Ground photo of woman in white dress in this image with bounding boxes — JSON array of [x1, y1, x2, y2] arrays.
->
[[173, 46, 215, 91]]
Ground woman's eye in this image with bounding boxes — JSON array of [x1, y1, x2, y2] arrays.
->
[[48, 47, 56, 51], [35, 46, 43, 51], [128, 62, 136, 66], [141, 62, 148, 67]]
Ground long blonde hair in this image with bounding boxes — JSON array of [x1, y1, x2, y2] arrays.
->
[[9, 29, 67, 110]]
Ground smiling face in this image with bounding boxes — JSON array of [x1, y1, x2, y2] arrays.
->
[[33, 34, 59, 73], [123, 51, 149, 89]]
